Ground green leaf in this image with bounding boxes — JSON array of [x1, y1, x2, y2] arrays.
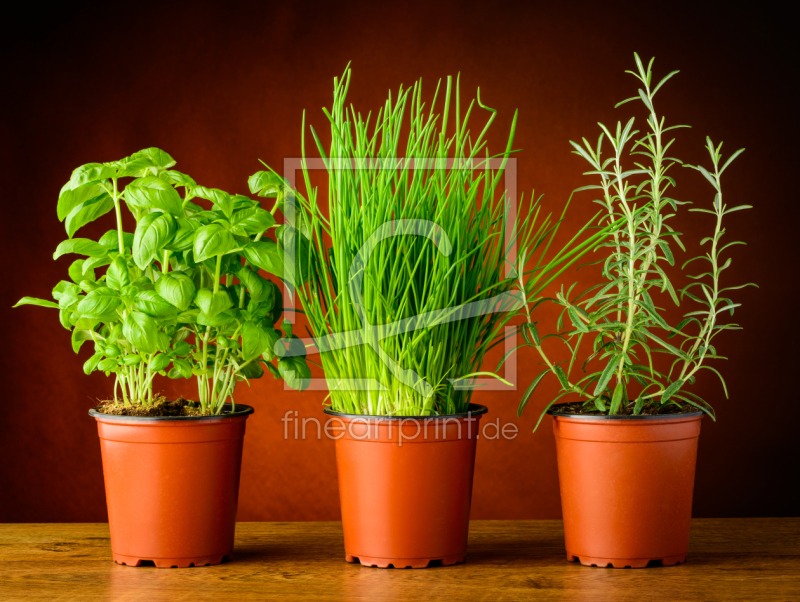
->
[[133, 212, 176, 269], [594, 397, 607, 412], [197, 309, 235, 326], [71, 329, 96, 353], [593, 357, 618, 395], [64, 191, 115, 238], [125, 176, 183, 215], [123, 311, 160, 354], [195, 289, 233, 319], [98, 358, 119, 372], [132, 148, 176, 170], [106, 256, 131, 290], [193, 186, 234, 218], [66, 163, 115, 191], [83, 353, 103, 375], [155, 272, 197, 311], [609, 381, 625, 415], [238, 266, 273, 303], [53, 238, 108, 260], [13, 297, 60, 309], [278, 356, 311, 391], [248, 170, 285, 197], [239, 360, 264, 379], [98, 229, 134, 249], [150, 353, 171, 372], [277, 225, 311, 286], [162, 170, 196, 188], [517, 369, 549, 416], [68, 259, 90, 284], [57, 183, 111, 223], [553, 365, 569, 390], [115, 154, 155, 178], [242, 320, 274, 361], [520, 322, 540, 347], [661, 379, 684, 403], [193, 224, 234, 262], [242, 240, 283, 278], [134, 290, 179, 318], [230, 207, 276, 235], [165, 218, 199, 252], [77, 288, 121, 321]]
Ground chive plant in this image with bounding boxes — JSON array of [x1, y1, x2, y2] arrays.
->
[[15, 148, 308, 414], [514, 55, 755, 427], [263, 69, 607, 416]]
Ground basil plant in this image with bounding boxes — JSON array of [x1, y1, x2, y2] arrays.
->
[[15, 148, 310, 414]]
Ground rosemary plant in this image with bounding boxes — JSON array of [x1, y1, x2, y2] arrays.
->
[[15, 148, 308, 414], [515, 54, 755, 427], [267, 69, 608, 416]]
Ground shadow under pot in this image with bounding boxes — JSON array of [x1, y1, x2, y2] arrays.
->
[[324, 404, 487, 568], [89, 404, 253, 568], [548, 403, 703, 568]]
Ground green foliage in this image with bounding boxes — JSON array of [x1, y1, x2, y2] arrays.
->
[[15, 148, 309, 414], [516, 54, 755, 425], [264, 68, 607, 416]]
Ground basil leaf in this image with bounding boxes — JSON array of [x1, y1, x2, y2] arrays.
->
[[83, 353, 103, 375], [134, 290, 178, 318], [242, 240, 282, 278], [125, 176, 183, 215], [238, 266, 273, 302], [248, 171, 285, 197], [66, 163, 115, 191], [193, 186, 234, 219], [53, 238, 108, 260], [133, 211, 176, 269], [123, 311, 160, 354], [150, 353, 171, 372], [166, 218, 199, 252], [193, 224, 234, 262], [13, 297, 60, 309], [278, 356, 311, 391], [242, 320, 274, 361], [197, 309, 235, 326], [132, 148, 176, 170], [195, 288, 233, 319], [106, 256, 131, 290], [231, 207, 275, 235], [155, 272, 197, 311], [77, 288, 121, 321], [98, 229, 135, 249], [57, 182, 110, 222]]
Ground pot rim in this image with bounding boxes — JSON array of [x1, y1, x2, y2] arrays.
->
[[546, 402, 703, 420], [323, 403, 488, 421], [88, 402, 254, 421]]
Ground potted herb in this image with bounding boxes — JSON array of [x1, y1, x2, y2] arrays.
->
[[261, 69, 606, 568], [515, 55, 754, 568], [15, 148, 307, 567]]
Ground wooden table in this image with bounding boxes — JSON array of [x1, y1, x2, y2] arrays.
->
[[1, 519, 797, 601]]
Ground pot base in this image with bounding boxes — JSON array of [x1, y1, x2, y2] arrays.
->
[[567, 552, 687, 569], [113, 552, 232, 568], [346, 553, 465, 569]]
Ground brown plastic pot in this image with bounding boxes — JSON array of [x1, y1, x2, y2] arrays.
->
[[89, 404, 253, 568], [324, 404, 487, 568], [548, 404, 703, 568]]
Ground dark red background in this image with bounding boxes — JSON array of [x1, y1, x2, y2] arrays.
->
[[1, 0, 797, 522]]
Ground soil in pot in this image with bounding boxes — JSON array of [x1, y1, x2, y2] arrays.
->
[[553, 400, 701, 417], [94, 396, 206, 417]]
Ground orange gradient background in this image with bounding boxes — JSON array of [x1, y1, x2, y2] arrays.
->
[[1, 0, 797, 522]]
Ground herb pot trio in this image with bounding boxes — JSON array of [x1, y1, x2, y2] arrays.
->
[[88, 402, 704, 570]]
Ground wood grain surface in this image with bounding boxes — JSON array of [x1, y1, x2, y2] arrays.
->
[[1, 519, 797, 601]]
